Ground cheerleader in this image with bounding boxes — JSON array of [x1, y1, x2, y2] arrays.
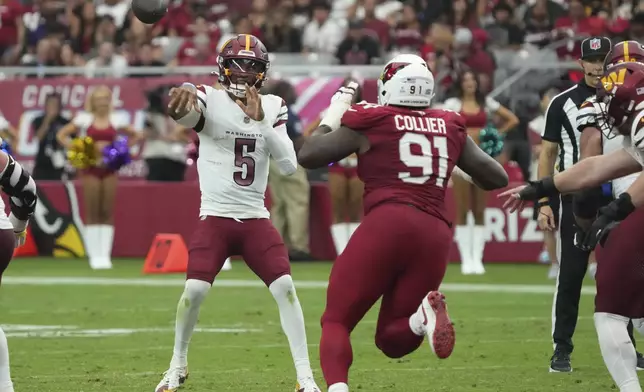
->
[[304, 77, 364, 256], [57, 85, 140, 269], [442, 70, 519, 274]]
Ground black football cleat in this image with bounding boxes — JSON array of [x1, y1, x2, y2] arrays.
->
[[549, 349, 572, 373], [637, 352, 644, 370]]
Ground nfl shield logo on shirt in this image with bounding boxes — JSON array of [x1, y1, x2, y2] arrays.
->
[[590, 38, 601, 50]]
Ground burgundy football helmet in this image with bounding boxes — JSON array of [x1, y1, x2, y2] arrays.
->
[[604, 40, 644, 70], [596, 61, 644, 137], [217, 34, 270, 98]]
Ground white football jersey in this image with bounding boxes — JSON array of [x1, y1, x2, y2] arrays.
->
[[622, 109, 644, 164], [194, 85, 291, 219], [578, 96, 639, 198]]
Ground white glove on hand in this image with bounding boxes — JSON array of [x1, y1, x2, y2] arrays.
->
[[320, 81, 360, 132], [9, 212, 28, 249]]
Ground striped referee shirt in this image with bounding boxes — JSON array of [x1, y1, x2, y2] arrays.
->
[[541, 81, 596, 171]]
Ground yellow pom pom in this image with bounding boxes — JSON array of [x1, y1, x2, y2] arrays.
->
[[67, 137, 96, 169]]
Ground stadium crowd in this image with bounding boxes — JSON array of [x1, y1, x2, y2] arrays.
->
[[0, 0, 641, 75]]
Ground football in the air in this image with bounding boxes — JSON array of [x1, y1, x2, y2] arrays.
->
[[131, 0, 168, 24]]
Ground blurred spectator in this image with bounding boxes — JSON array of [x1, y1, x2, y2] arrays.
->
[[336, 20, 380, 65], [302, 0, 344, 54], [69, 1, 98, 54], [523, 0, 557, 47], [95, 15, 124, 48], [95, 0, 129, 29], [391, 4, 423, 52], [485, 1, 525, 49], [266, 79, 312, 261], [0, 0, 24, 59], [217, 15, 262, 53], [360, 0, 390, 50], [444, 0, 479, 29], [85, 41, 128, 78], [178, 34, 218, 66], [249, 0, 268, 31], [59, 42, 85, 67], [31, 93, 69, 181], [354, 0, 402, 24], [449, 27, 496, 85], [289, 0, 312, 30], [21, 38, 56, 77], [156, 0, 208, 37], [124, 17, 152, 55], [22, 1, 66, 51], [143, 84, 189, 182], [629, 12, 644, 41], [554, 0, 606, 59], [130, 42, 165, 77], [262, 7, 302, 52]]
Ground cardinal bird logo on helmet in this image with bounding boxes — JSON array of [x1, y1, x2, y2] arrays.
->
[[217, 34, 270, 98]]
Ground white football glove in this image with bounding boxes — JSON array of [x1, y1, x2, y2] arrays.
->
[[320, 81, 360, 132], [9, 212, 28, 249]]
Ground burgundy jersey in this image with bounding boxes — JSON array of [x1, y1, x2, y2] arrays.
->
[[341, 102, 467, 223]]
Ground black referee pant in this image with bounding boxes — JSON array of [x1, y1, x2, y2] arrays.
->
[[552, 195, 636, 354]]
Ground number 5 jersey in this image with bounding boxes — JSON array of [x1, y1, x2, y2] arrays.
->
[[193, 85, 295, 219]]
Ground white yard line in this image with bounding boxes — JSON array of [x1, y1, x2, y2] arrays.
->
[[24, 364, 585, 380], [1, 276, 598, 295]]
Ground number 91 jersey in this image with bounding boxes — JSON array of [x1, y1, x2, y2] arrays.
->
[[195, 85, 288, 219], [341, 102, 467, 223]]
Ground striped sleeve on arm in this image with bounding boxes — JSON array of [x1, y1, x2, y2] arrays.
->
[[576, 96, 598, 133], [0, 154, 37, 221], [273, 99, 288, 128]]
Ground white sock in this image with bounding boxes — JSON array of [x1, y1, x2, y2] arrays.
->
[[269, 275, 312, 380], [170, 279, 211, 368], [594, 312, 642, 392], [84, 225, 99, 266], [331, 223, 349, 256], [99, 225, 114, 258], [455, 225, 472, 273], [0, 327, 14, 392], [408, 310, 425, 336], [221, 258, 232, 271], [471, 225, 486, 273], [328, 382, 349, 392]]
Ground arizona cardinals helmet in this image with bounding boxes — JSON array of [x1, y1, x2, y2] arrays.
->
[[604, 40, 644, 70], [217, 34, 270, 98], [596, 61, 644, 137], [378, 54, 433, 107]]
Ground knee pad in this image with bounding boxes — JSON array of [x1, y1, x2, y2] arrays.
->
[[183, 279, 211, 304], [268, 274, 296, 299]]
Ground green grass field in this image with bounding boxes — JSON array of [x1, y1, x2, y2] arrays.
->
[[0, 259, 632, 391]]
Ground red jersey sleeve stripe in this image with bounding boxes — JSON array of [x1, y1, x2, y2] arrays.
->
[[273, 119, 287, 128]]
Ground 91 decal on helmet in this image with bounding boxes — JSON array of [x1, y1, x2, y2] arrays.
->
[[217, 34, 270, 98], [377, 54, 434, 107]]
